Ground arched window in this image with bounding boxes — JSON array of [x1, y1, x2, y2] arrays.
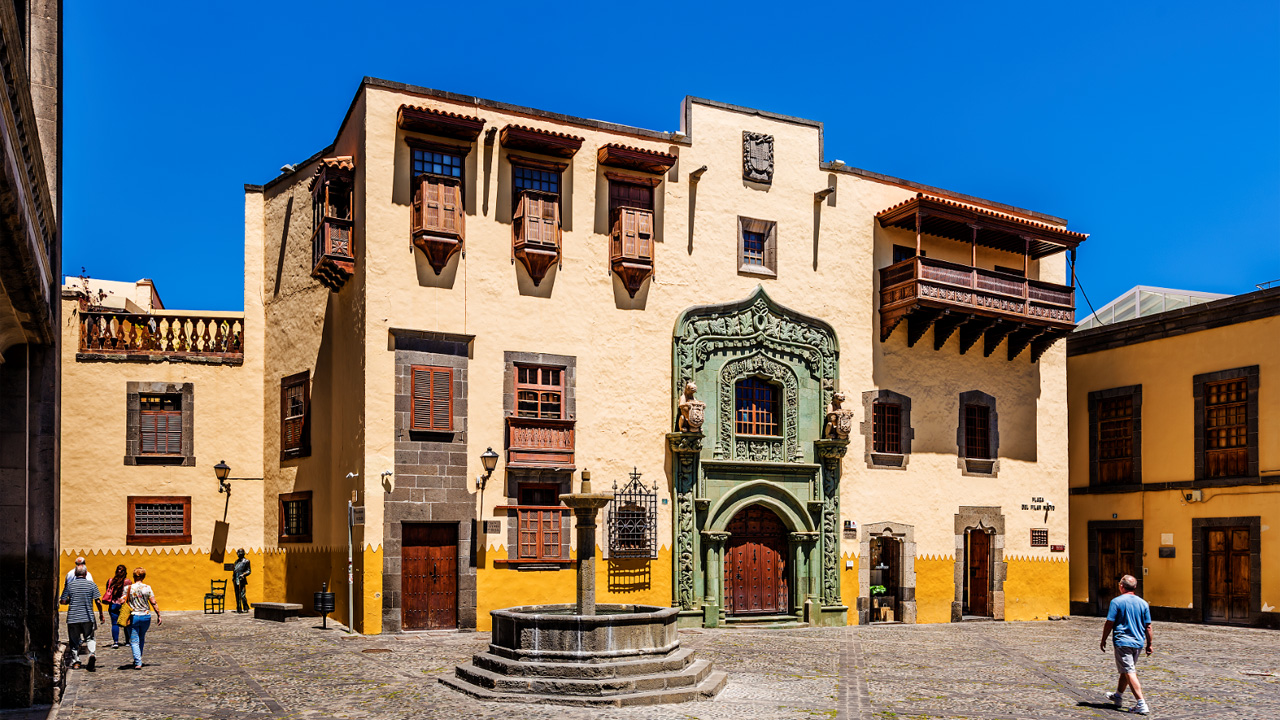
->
[[736, 377, 779, 436]]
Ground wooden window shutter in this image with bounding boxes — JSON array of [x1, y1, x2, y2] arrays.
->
[[414, 179, 464, 239], [636, 208, 652, 260], [411, 366, 453, 432], [764, 225, 777, 272], [621, 209, 637, 257], [538, 195, 560, 247], [423, 181, 441, 230], [140, 414, 157, 454]]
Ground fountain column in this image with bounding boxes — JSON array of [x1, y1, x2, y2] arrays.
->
[[560, 474, 615, 616]]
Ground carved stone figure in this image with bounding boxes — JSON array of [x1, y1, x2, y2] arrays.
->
[[742, 132, 774, 184], [824, 392, 855, 440], [676, 381, 706, 432], [232, 548, 252, 613]]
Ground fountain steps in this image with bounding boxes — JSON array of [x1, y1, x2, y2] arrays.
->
[[474, 646, 697, 678], [440, 661, 727, 706], [724, 614, 810, 629]]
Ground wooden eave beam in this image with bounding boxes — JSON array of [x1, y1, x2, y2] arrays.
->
[[877, 197, 1081, 257], [398, 106, 485, 141], [1006, 326, 1046, 361], [906, 308, 942, 348], [958, 317, 996, 355], [1030, 330, 1067, 363], [500, 125, 584, 158], [598, 144, 677, 174], [983, 321, 1018, 357], [933, 312, 968, 351]]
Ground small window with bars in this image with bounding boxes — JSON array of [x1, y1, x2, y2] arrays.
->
[[872, 402, 902, 454], [410, 365, 453, 432], [517, 484, 565, 561], [964, 404, 991, 459], [140, 394, 182, 456], [1205, 378, 1248, 478], [280, 371, 310, 459], [278, 491, 312, 543], [608, 469, 657, 559], [127, 496, 191, 545], [1097, 395, 1134, 484], [516, 365, 563, 419], [412, 147, 463, 180], [1030, 528, 1049, 547], [736, 377, 779, 436]]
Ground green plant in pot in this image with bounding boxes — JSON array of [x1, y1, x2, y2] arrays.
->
[[870, 585, 887, 597]]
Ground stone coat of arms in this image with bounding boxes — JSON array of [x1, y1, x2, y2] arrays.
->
[[824, 392, 855, 440], [743, 131, 774, 184], [677, 381, 706, 433]]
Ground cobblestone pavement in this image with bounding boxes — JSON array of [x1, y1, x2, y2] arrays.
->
[[40, 613, 1279, 719]]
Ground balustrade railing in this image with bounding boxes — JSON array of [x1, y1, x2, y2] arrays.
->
[[79, 306, 244, 361], [506, 416, 575, 468], [879, 256, 1075, 324], [312, 216, 354, 269]]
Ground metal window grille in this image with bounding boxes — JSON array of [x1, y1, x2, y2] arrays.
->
[[412, 148, 463, 179], [609, 468, 657, 559], [873, 402, 901, 454], [964, 404, 990, 459], [282, 499, 310, 537], [1205, 378, 1248, 478], [513, 166, 559, 194], [1098, 395, 1133, 484], [133, 502, 186, 536], [1030, 529, 1049, 547], [736, 377, 778, 436]]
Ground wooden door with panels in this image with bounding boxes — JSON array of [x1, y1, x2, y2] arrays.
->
[[1096, 529, 1138, 615], [1204, 527, 1251, 624], [724, 505, 789, 616], [965, 529, 991, 617], [402, 523, 458, 630]]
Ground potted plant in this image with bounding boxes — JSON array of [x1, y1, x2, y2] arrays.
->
[[870, 585, 894, 620]]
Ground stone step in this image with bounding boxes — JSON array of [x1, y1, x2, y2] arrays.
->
[[452, 657, 713, 697], [439, 667, 727, 707], [472, 647, 695, 679], [723, 614, 801, 625]]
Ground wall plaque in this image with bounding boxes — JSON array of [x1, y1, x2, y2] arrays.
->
[[1050, 545, 1065, 553], [1158, 546, 1175, 558], [743, 132, 774, 184], [483, 520, 502, 535]]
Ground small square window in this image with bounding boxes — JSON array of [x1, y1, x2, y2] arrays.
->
[[738, 217, 777, 277], [1030, 528, 1049, 547], [279, 491, 313, 543], [127, 496, 191, 545]]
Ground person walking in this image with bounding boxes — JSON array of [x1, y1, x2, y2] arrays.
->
[[1100, 574, 1153, 715], [59, 566, 102, 670], [101, 565, 131, 649], [124, 567, 162, 669], [64, 556, 94, 591]]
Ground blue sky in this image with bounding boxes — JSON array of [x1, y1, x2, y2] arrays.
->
[[65, 2, 1280, 313]]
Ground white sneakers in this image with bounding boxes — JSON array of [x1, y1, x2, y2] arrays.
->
[[1131, 700, 1151, 715], [1107, 692, 1124, 707]]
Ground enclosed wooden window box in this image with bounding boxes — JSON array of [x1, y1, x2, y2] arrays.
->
[[610, 206, 654, 298], [512, 190, 561, 285], [505, 416, 575, 468], [310, 158, 355, 292]]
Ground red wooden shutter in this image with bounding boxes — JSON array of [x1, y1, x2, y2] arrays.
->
[[636, 209, 653, 260], [423, 181, 441, 230], [540, 196, 560, 247], [441, 182, 462, 236], [621, 209, 637, 258], [411, 366, 453, 432], [411, 181, 424, 232]]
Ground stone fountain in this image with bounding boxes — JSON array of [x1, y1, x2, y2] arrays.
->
[[441, 473, 726, 706]]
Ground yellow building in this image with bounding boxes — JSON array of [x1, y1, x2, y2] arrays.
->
[[63, 78, 1088, 634], [1068, 286, 1280, 627]]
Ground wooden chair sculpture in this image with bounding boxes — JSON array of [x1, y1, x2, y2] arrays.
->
[[204, 579, 227, 614]]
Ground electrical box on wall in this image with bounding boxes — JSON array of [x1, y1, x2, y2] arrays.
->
[[1185, 489, 1203, 502]]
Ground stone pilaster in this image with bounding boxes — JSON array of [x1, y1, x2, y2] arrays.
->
[[667, 433, 703, 611], [815, 439, 849, 606], [700, 531, 729, 626]]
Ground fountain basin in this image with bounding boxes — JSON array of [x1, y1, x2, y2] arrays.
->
[[489, 604, 679, 662]]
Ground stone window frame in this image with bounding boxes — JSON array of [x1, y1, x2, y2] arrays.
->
[[1190, 516, 1261, 625], [126, 495, 192, 545], [859, 389, 914, 470], [502, 351, 576, 568], [951, 506, 1006, 622], [857, 521, 917, 624], [1193, 366, 1259, 482], [1088, 385, 1142, 488], [124, 382, 194, 466], [1085, 519, 1143, 616], [278, 490, 313, 544], [956, 390, 998, 476], [737, 216, 777, 278]]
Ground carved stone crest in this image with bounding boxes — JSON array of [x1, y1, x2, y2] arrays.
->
[[743, 132, 774, 184], [676, 381, 706, 433], [824, 392, 855, 440]]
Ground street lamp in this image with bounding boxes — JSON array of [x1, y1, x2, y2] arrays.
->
[[478, 447, 500, 489], [214, 460, 232, 495]]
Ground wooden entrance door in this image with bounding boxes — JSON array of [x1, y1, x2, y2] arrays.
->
[[965, 529, 991, 616], [1205, 527, 1251, 624], [1096, 529, 1138, 615], [724, 506, 789, 615], [402, 523, 457, 630]]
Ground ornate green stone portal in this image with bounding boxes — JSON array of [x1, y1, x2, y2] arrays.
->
[[668, 287, 848, 628]]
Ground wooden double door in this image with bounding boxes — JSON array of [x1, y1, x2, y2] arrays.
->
[[402, 523, 457, 630], [1095, 529, 1139, 615], [965, 529, 991, 616], [1204, 527, 1251, 624], [724, 506, 789, 615]]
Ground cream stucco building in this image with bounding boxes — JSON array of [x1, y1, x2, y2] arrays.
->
[[61, 78, 1086, 634]]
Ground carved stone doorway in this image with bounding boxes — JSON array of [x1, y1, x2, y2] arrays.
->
[[952, 506, 1006, 622], [858, 522, 916, 624]]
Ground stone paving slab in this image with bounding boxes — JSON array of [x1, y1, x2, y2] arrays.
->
[[26, 613, 1278, 720]]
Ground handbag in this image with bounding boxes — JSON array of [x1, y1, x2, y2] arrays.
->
[[118, 587, 134, 627]]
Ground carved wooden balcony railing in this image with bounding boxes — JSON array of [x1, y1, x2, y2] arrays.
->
[[879, 256, 1075, 362], [78, 306, 244, 364], [506, 416, 575, 468], [311, 216, 355, 292], [609, 207, 654, 298]]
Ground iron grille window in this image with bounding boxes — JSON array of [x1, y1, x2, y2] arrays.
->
[[735, 377, 779, 436], [140, 394, 182, 455], [513, 166, 559, 195], [1030, 528, 1049, 547], [1097, 395, 1134, 484], [964, 404, 990, 459], [412, 148, 462, 179], [134, 503, 185, 535], [516, 365, 563, 419], [1206, 378, 1248, 477], [872, 402, 901, 454], [608, 469, 657, 559], [742, 231, 766, 266], [279, 491, 312, 543]]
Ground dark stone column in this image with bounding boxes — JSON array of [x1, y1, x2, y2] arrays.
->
[[667, 433, 702, 611], [815, 439, 848, 607]]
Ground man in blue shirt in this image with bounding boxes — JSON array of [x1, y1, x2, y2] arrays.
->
[[1100, 574, 1153, 715]]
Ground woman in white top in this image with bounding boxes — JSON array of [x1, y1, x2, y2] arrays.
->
[[124, 568, 162, 669]]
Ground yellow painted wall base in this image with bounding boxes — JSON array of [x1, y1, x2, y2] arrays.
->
[[1004, 556, 1070, 621], [61, 549, 268, 611], [841, 552, 859, 625], [915, 554, 955, 624]]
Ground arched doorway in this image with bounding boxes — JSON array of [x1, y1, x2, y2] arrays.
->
[[724, 505, 789, 615]]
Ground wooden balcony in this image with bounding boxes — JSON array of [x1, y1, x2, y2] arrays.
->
[[506, 416, 575, 469], [311, 217, 354, 292], [78, 304, 244, 364], [609, 207, 654, 298], [879, 256, 1075, 362]]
